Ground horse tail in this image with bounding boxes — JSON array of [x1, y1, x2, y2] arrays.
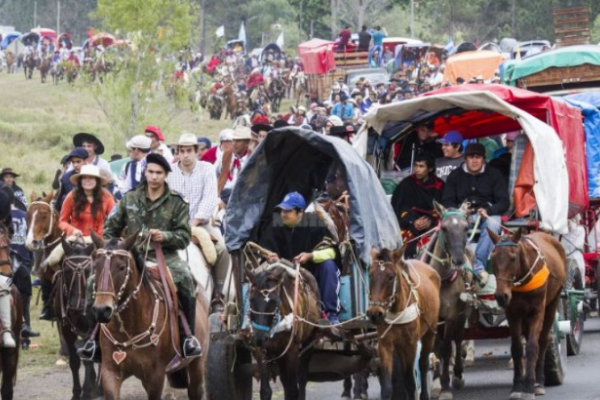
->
[[167, 369, 189, 389]]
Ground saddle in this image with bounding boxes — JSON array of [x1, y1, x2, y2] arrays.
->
[[190, 227, 217, 266]]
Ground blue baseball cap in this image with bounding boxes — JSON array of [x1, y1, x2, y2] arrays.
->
[[438, 131, 464, 144], [276, 192, 306, 211], [65, 147, 89, 161]]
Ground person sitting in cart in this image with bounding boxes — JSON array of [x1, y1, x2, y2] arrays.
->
[[261, 192, 342, 325], [442, 143, 509, 275], [391, 152, 444, 258]]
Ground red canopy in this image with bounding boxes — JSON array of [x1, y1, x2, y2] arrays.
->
[[423, 84, 588, 216], [297, 38, 336, 74]]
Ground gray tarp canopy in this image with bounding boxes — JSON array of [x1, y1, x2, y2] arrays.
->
[[224, 128, 401, 264]]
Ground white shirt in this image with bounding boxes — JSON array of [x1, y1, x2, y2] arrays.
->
[[120, 156, 147, 194], [216, 152, 248, 191], [151, 143, 174, 163], [167, 161, 219, 221]]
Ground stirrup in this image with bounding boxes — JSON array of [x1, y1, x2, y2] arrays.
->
[[77, 340, 99, 362], [183, 336, 202, 359]]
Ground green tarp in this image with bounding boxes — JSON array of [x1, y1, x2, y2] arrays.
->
[[504, 45, 600, 86]]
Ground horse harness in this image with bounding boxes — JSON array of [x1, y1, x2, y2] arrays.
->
[[369, 260, 421, 338], [94, 248, 168, 364], [29, 200, 63, 251], [494, 236, 549, 293], [54, 254, 93, 336]]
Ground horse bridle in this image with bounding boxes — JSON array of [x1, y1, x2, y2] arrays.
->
[[29, 200, 62, 250], [95, 249, 142, 314], [368, 260, 399, 310], [494, 237, 545, 287], [435, 210, 472, 283], [248, 282, 284, 334]]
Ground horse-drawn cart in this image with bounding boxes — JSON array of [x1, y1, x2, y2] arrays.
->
[[356, 84, 588, 392], [206, 128, 401, 400]]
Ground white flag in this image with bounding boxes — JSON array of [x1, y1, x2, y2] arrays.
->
[[238, 22, 246, 45], [215, 25, 225, 38], [276, 31, 284, 48]]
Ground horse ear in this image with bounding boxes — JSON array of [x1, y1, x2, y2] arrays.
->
[[84, 242, 96, 256], [433, 201, 446, 217], [512, 228, 522, 243], [30, 192, 37, 202], [61, 236, 73, 255], [120, 231, 139, 251], [487, 228, 500, 245], [392, 246, 406, 263], [459, 201, 470, 215], [371, 248, 380, 262], [90, 230, 105, 249]]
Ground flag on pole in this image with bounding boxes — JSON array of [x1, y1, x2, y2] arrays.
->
[[238, 22, 246, 45], [444, 36, 454, 54], [215, 25, 225, 38], [276, 31, 284, 48]]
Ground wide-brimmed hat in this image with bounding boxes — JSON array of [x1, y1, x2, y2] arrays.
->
[[178, 133, 198, 146], [73, 132, 105, 155], [232, 126, 252, 140], [251, 124, 273, 134], [0, 168, 19, 179], [69, 164, 108, 186]]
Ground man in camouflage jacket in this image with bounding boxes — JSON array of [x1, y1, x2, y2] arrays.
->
[[78, 154, 202, 362]]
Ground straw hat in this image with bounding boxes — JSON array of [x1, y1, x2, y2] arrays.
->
[[70, 165, 108, 186]]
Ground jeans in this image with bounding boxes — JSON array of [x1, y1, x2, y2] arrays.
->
[[472, 215, 502, 273], [305, 260, 341, 315]]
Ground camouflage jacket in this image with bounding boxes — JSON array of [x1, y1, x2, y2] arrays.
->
[[103, 182, 191, 255]]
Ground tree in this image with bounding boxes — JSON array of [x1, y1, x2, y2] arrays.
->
[[88, 0, 198, 139]]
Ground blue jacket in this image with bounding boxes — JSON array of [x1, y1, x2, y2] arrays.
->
[[331, 102, 354, 120]]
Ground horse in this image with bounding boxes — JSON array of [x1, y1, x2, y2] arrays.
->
[[246, 262, 321, 400], [368, 247, 440, 400], [207, 94, 224, 120], [23, 52, 37, 80], [222, 83, 238, 121], [426, 201, 474, 400], [268, 77, 286, 113], [90, 232, 209, 400], [39, 54, 52, 83], [0, 222, 24, 400], [55, 237, 100, 400], [293, 71, 308, 107], [5, 51, 16, 74], [488, 229, 566, 400]]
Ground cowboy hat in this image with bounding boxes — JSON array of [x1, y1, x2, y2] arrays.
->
[[73, 132, 105, 155], [178, 133, 198, 146], [0, 168, 19, 179], [69, 164, 108, 186], [232, 126, 252, 140], [251, 124, 273, 134]]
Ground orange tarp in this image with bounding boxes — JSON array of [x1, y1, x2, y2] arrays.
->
[[443, 51, 505, 85]]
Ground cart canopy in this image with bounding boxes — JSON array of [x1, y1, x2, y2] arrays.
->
[[225, 128, 401, 263], [442, 50, 505, 85], [297, 38, 336, 74]]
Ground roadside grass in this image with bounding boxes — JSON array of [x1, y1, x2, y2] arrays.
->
[[0, 72, 231, 196]]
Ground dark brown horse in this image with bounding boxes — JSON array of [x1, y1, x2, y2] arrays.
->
[[39, 53, 51, 83], [55, 238, 100, 400], [222, 83, 238, 121], [427, 202, 474, 400], [368, 248, 440, 400], [268, 77, 286, 113], [0, 222, 23, 400], [90, 233, 209, 400], [246, 263, 321, 400], [489, 230, 566, 400], [23, 52, 36, 80]]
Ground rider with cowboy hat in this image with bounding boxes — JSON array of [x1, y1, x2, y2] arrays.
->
[[72, 132, 111, 176], [0, 168, 28, 212]]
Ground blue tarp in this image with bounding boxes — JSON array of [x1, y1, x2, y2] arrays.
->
[[565, 92, 600, 110], [563, 97, 600, 199], [225, 128, 402, 263], [1, 32, 21, 50]]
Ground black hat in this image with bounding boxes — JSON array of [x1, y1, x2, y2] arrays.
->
[[146, 153, 172, 173], [273, 120, 289, 129], [251, 124, 273, 134], [464, 143, 486, 157], [65, 147, 90, 162], [330, 125, 356, 138], [0, 168, 19, 179], [73, 132, 105, 155]]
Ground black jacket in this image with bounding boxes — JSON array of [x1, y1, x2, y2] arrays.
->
[[442, 164, 509, 215], [391, 174, 444, 230], [358, 31, 372, 51], [395, 135, 444, 171]]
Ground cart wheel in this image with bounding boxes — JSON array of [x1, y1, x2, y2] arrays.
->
[[544, 320, 566, 386], [564, 260, 585, 356], [206, 335, 253, 400]]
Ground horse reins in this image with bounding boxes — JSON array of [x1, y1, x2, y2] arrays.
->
[[494, 236, 546, 288], [54, 254, 93, 336]]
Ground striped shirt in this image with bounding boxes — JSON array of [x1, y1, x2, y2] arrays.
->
[[167, 160, 219, 222]]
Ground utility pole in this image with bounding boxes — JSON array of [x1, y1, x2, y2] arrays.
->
[[200, 0, 206, 54], [410, 0, 414, 38], [57, 1, 61, 37], [299, 0, 303, 43], [34, 1, 38, 28], [511, 0, 516, 37]]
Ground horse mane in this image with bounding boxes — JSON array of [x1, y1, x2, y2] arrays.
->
[[378, 248, 395, 263]]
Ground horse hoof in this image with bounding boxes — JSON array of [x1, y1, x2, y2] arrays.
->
[[439, 391, 453, 400], [534, 385, 546, 396], [452, 376, 465, 390], [464, 358, 474, 367], [431, 379, 441, 399], [55, 357, 67, 367], [509, 392, 522, 399], [521, 393, 535, 400]]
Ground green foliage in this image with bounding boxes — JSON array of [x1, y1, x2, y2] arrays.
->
[[592, 15, 600, 44]]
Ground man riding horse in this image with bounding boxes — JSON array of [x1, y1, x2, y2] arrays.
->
[[78, 154, 202, 362]]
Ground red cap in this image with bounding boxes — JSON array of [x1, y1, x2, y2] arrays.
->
[[145, 125, 164, 141]]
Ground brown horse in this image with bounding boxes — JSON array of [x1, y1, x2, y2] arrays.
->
[[5, 51, 16, 74], [246, 263, 321, 400], [488, 230, 566, 400], [55, 238, 100, 400], [222, 83, 238, 121], [39, 53, 51, 83], [426, 202, 474, 400], [368, 248, 440, 400], [23, 52, 36, 80], [0, 222, 23, 400], [90, 233, 209, 400]]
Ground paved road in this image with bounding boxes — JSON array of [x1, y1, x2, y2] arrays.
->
[[282, 317, 600, 400]]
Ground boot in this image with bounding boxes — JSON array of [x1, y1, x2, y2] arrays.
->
[[21, 295, 40, 337], [178, 292, 202, 359], [76, 302, 101, 363], [0, 295, 16, 348], [39, 278, 54, 321]]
